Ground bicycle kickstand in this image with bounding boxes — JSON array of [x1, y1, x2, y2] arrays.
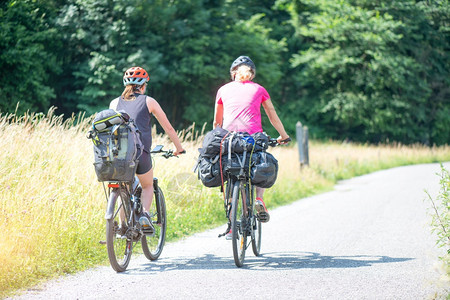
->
[[218, 223, 231, 238]]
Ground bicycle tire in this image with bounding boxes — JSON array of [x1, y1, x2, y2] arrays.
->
[[251, 185, 262, 256], [231, 182, 246, 267], [106, 189, 133, 272], [251, 217, 262, 256], [141, 186, 167, 260]]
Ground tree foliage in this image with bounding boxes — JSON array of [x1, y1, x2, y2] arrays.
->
[[278, 0, 449, 144], [0, 0, 448, 144], [0, 0, 62, 113]]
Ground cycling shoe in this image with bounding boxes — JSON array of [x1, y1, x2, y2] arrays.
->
[[255, 198, 270, 223]]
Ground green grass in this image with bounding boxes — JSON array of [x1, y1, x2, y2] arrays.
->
[[425, 164, 450, 298], [1, 109, 449, 298]]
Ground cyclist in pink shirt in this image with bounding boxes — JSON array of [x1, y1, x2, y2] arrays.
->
[[214, 56, 290, 225]]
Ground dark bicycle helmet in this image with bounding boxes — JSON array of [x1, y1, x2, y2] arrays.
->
[[229, 56, 256, 75], [123, 66, 149, 86]]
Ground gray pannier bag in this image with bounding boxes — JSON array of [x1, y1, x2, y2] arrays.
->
[[87, 109, 143, 182]]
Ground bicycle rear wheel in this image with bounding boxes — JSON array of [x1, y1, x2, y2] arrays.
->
[[231, 182, 247, 267], [106, 189, 133, 272], [142, 186, 167, 260]]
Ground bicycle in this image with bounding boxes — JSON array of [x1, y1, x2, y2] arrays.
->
[[219, 135, 291, 267], [104, 145, 178, 272]]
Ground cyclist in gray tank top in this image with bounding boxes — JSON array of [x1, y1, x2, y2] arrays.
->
[[117, 94, 153, 155], [110, 66, 185, 233]]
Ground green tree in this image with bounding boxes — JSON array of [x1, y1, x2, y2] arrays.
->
[[369, 1, 450, 144], [1, 0, 447, 144], [281, 1, 428, 143], [55, 0, 285, 129], [0, 0, 62, 114], [276, 0, 449, 144]]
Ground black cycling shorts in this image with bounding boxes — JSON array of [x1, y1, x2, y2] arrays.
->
[[136, 150, 152, 175]]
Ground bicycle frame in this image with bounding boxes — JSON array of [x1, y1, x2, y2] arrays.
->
[[223, 150, 257, 242], [223, 141, 254, 221], [105, 177, 163, 230], [105, 180, 135, 221], [225, 178, 253, 221]]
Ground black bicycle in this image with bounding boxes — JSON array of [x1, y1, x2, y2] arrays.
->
[[104, 145, 175, 272], [220, 136, 290, 267]]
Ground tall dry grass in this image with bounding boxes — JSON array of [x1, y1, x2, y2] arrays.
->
[[0, 109, 104, 293], [0, 108, 449, 298]]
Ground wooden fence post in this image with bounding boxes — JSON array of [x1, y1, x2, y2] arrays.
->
[[303, 126, 309, 166], [296, 121, 309, 167]]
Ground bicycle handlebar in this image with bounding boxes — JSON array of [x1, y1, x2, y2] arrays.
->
[[150, 145, 186, 159], [268, 137, 291, 147]]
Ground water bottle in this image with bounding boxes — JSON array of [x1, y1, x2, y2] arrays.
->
[[243, 136, 255, 147]]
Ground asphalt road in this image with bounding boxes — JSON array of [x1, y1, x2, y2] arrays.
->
[[12, 162, 449, 299]]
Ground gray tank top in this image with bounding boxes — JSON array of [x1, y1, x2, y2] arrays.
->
[[117, 94, 152, 153]]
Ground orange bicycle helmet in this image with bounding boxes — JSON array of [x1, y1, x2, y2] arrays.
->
[[123, 67, 149, 86]]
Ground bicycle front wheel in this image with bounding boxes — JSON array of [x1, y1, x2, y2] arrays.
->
[[106, 189, 133, 272], [142, 186, 167, 260], [231, 182, 247, 267], [251, 185, 262, 256], [251, 216, 262, 256]]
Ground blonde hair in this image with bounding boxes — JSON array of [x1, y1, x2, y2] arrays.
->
[[232, 65, 255, 82], [121, 84, 143, 100]]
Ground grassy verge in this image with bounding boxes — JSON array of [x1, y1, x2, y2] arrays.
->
[[1, 109, 449, 298], [425, 164, 450, 298]]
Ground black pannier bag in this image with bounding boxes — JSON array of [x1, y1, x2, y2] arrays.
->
[[197, 155, 222, 187], [199, 127, 229, 158], [87, 109, 143, 182], [196, 129, 246, 187], [199, 128, 260, 158], [223, 152, 254, 177], [251, 151, 278, 188], [197, 152, 255, 187], [196, 129, 278, 188], [252, 132, 269, 151]]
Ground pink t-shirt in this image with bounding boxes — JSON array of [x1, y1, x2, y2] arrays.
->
[[216, 81, 270, 134]]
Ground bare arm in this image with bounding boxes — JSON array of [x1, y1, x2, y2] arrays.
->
[[213, 102, 224, 128], [146, 97, 184, 155], [262, 99, 290, 143]]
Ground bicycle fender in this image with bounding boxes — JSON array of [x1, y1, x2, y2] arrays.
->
[[105, 191, 117, 220]]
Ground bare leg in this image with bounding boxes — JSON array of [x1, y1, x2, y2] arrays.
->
[[137, 168, 154, 213], [255, 187, 270, 222], [256, 187, 265, 199]]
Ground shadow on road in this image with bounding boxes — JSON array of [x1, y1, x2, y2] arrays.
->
[[126, 251, 413, 274], [243, 252, 413, 270]]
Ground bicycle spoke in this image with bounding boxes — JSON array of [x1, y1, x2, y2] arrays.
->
[[113, 201, 123, 220]]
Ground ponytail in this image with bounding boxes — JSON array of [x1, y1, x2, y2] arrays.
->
[[121, 84, 142, 100], [232, 65, 255, 82]]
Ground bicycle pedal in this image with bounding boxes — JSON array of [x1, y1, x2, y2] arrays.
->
[[142, 227, 155, 236]]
